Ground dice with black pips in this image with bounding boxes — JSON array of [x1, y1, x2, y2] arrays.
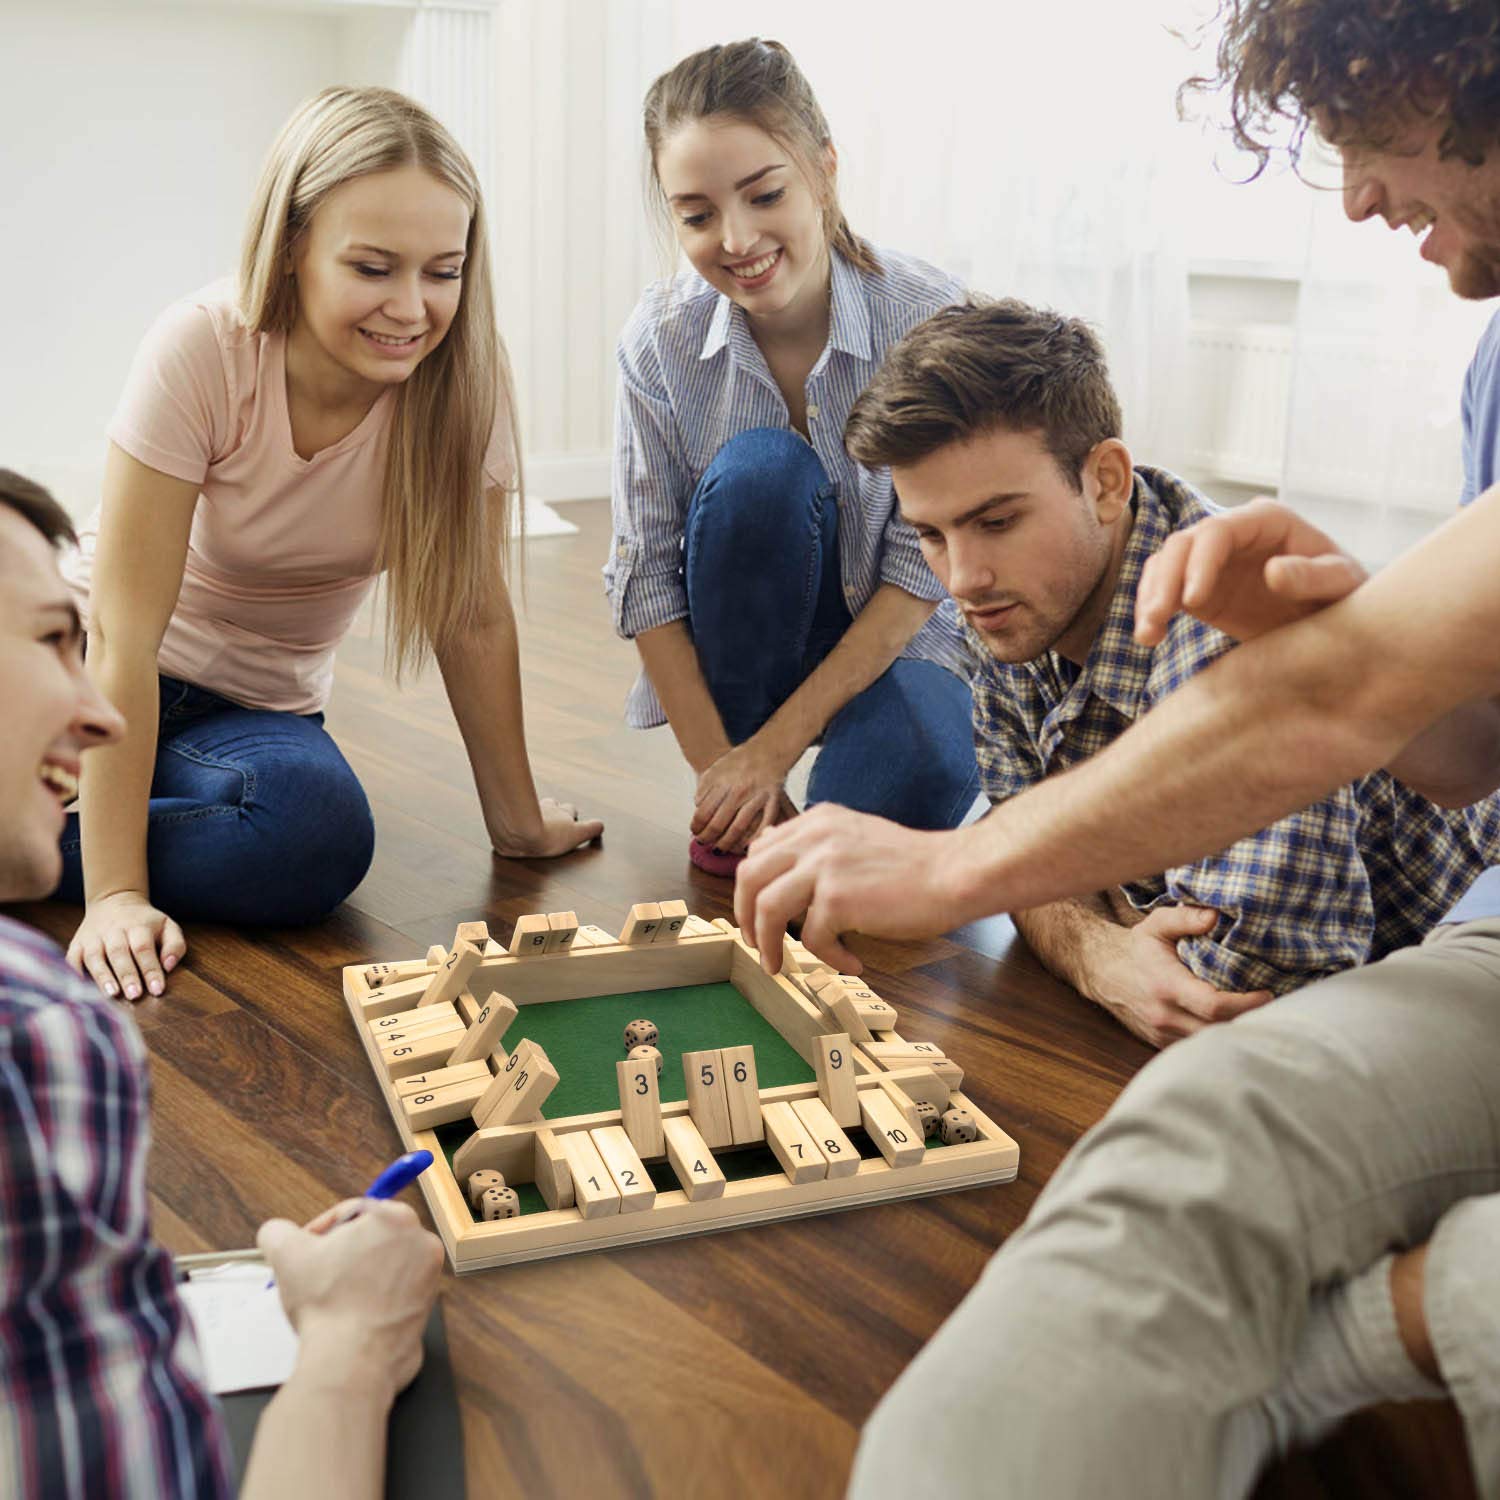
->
[[939, 1107, 978, 1145], [623, 1018, 659, 1051], [480, 1186, 521, 1221], [466, 1168, 507, 1208], [628, 1043, 663, 1076], [914, 1099, 941, 1140]]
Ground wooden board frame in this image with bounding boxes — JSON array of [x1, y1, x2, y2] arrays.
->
[[344, 915, 1019, 1272]]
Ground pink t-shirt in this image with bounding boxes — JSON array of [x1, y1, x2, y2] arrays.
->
[[64, 282, 511, 714]]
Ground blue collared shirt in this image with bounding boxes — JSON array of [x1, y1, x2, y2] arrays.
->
[[604, 246, 968, 727], [973, 467, 1500, 993]]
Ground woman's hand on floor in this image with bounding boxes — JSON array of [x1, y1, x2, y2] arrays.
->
[[67, 890, 186, 1001], [490, 797, 603, 859], [693, 739, 793, 852]]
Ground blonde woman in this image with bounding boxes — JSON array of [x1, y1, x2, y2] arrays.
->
[[59, 86, 601, 1001]]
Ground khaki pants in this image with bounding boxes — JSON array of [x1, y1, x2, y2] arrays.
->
[[850, 918, 1500, 1498]]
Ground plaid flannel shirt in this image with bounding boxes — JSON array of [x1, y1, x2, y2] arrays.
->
[[0, 916, 230, 1498], [972, 467, 1500, 994]]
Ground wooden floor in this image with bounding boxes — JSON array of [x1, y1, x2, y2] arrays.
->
[[13, 500, 1474, 1499]]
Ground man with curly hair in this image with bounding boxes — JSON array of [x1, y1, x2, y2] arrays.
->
[[732, 3, 1500, 1494]]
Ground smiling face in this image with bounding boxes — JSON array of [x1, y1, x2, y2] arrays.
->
[[1339, 118, 1500, 298], [289, 163, 471, 395], [896, 428, 1135, 666], [0, 509, 124, 900], [654, 116, 832, 331]]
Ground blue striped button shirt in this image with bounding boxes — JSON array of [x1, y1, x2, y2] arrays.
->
[[604, 246, 969, 728], [0, 916, 230, 1498], [973, 468, 1500, 995]]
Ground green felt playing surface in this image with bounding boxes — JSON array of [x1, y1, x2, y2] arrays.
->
[[494, 980, 816, 1118], [433, 979, 946, 1222]]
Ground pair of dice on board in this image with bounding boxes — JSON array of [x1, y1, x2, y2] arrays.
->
[[624, 1018, 663, 1075], [466, 1168, 520, 1221], [915, 1100, 979, 1145]]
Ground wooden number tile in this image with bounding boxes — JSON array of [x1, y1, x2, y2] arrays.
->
[[681, 1048, 733, 1149], [557, 1131, 621, 1219], [721, 1044, 763, 1145], [861, 1040, 949, 1065], [419, 939, 483, 1009], [452, 920, 490, 949], [653, 899, 688, 942], [791, 1096, 860, 1180], [574, 924, 616, 947], [445, 992, 519, 1067], [661, 1115, 725, 1201], [471, 1040, 559, 1128], [681, 915, 718, 938], [827, 990, 875, 1045], [545, 911, 579, 953], [369, 1002, 461, 1037], [877, 1076, 923, 1135], [762, 1101, 829, 1185], [876, 1065, 953, 1112], [589, 1126, 656, 1214], [930, 1059, 966, 1092], [814, 1033, 861, 1129], [852, 998, 899, 1031], [533, 1128, 575, 1211], [805, 970, 856, 996], [619, 902, 663, 945], [616, 1057, 664, 1160], [508, 914, 551, 957], [375, 1011, 464, 1051], [381, 1030, 467, 1080], [859, 1087, 927, 1168], [402, 1074, 490, 1130], [395, 1060, 491, 1098]]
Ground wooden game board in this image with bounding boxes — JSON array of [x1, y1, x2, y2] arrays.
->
[[344, 907, 1020, 1272]]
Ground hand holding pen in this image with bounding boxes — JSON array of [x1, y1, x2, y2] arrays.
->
[[266, 1150, 435, 1288]]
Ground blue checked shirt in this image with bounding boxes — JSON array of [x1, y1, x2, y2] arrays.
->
[[973, 467, 1500, 994], [0, 916, 230, 1498], [604, 246, 969, 727]]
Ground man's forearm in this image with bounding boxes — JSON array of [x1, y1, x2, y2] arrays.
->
[[947, 484, 1500, 919], [1385, 697, 1500, 806], [1012, 895, 1122, 1000]]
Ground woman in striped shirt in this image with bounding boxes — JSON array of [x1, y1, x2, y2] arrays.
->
[[604, 39, 980, 874]]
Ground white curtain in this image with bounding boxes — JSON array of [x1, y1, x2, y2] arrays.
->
[[664, 0, 1194, 460], [1280, 182, 1494, 565]]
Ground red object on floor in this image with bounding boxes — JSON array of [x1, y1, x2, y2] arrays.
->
[[689, 839, 744, 878]]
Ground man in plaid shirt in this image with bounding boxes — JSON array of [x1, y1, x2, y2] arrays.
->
[[0, 470, 441, 1499], [841, 300, 1498, 1047]]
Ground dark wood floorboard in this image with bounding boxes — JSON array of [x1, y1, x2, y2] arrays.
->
[[10, 499, 1474, 1498]]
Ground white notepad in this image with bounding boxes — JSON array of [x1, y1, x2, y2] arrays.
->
[[180, 1263, 300, 1394]]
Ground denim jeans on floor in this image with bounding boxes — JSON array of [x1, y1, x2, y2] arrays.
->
[[684, 427, 979, 831], [55, 674, 374, 925]]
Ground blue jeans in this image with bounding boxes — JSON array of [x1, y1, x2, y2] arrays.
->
[[684, 428, 979, 831], [55, 675, 374, 925]]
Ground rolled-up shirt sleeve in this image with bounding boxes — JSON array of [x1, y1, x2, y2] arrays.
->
[[604, 321, 693, 639], [877, 501, 947, 602]]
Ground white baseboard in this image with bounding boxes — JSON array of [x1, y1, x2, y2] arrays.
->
[[525, 453, 610, 504]]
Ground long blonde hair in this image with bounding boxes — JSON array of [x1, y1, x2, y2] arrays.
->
[[239, 86, 520, 677]]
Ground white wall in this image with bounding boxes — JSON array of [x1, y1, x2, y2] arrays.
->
[[0, 0, 389, 511]]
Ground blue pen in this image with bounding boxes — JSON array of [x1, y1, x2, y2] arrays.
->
[[266, 1150, 434, 1288]]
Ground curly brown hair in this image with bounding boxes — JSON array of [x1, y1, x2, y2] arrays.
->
[[1185, 0, 1500, 173]]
